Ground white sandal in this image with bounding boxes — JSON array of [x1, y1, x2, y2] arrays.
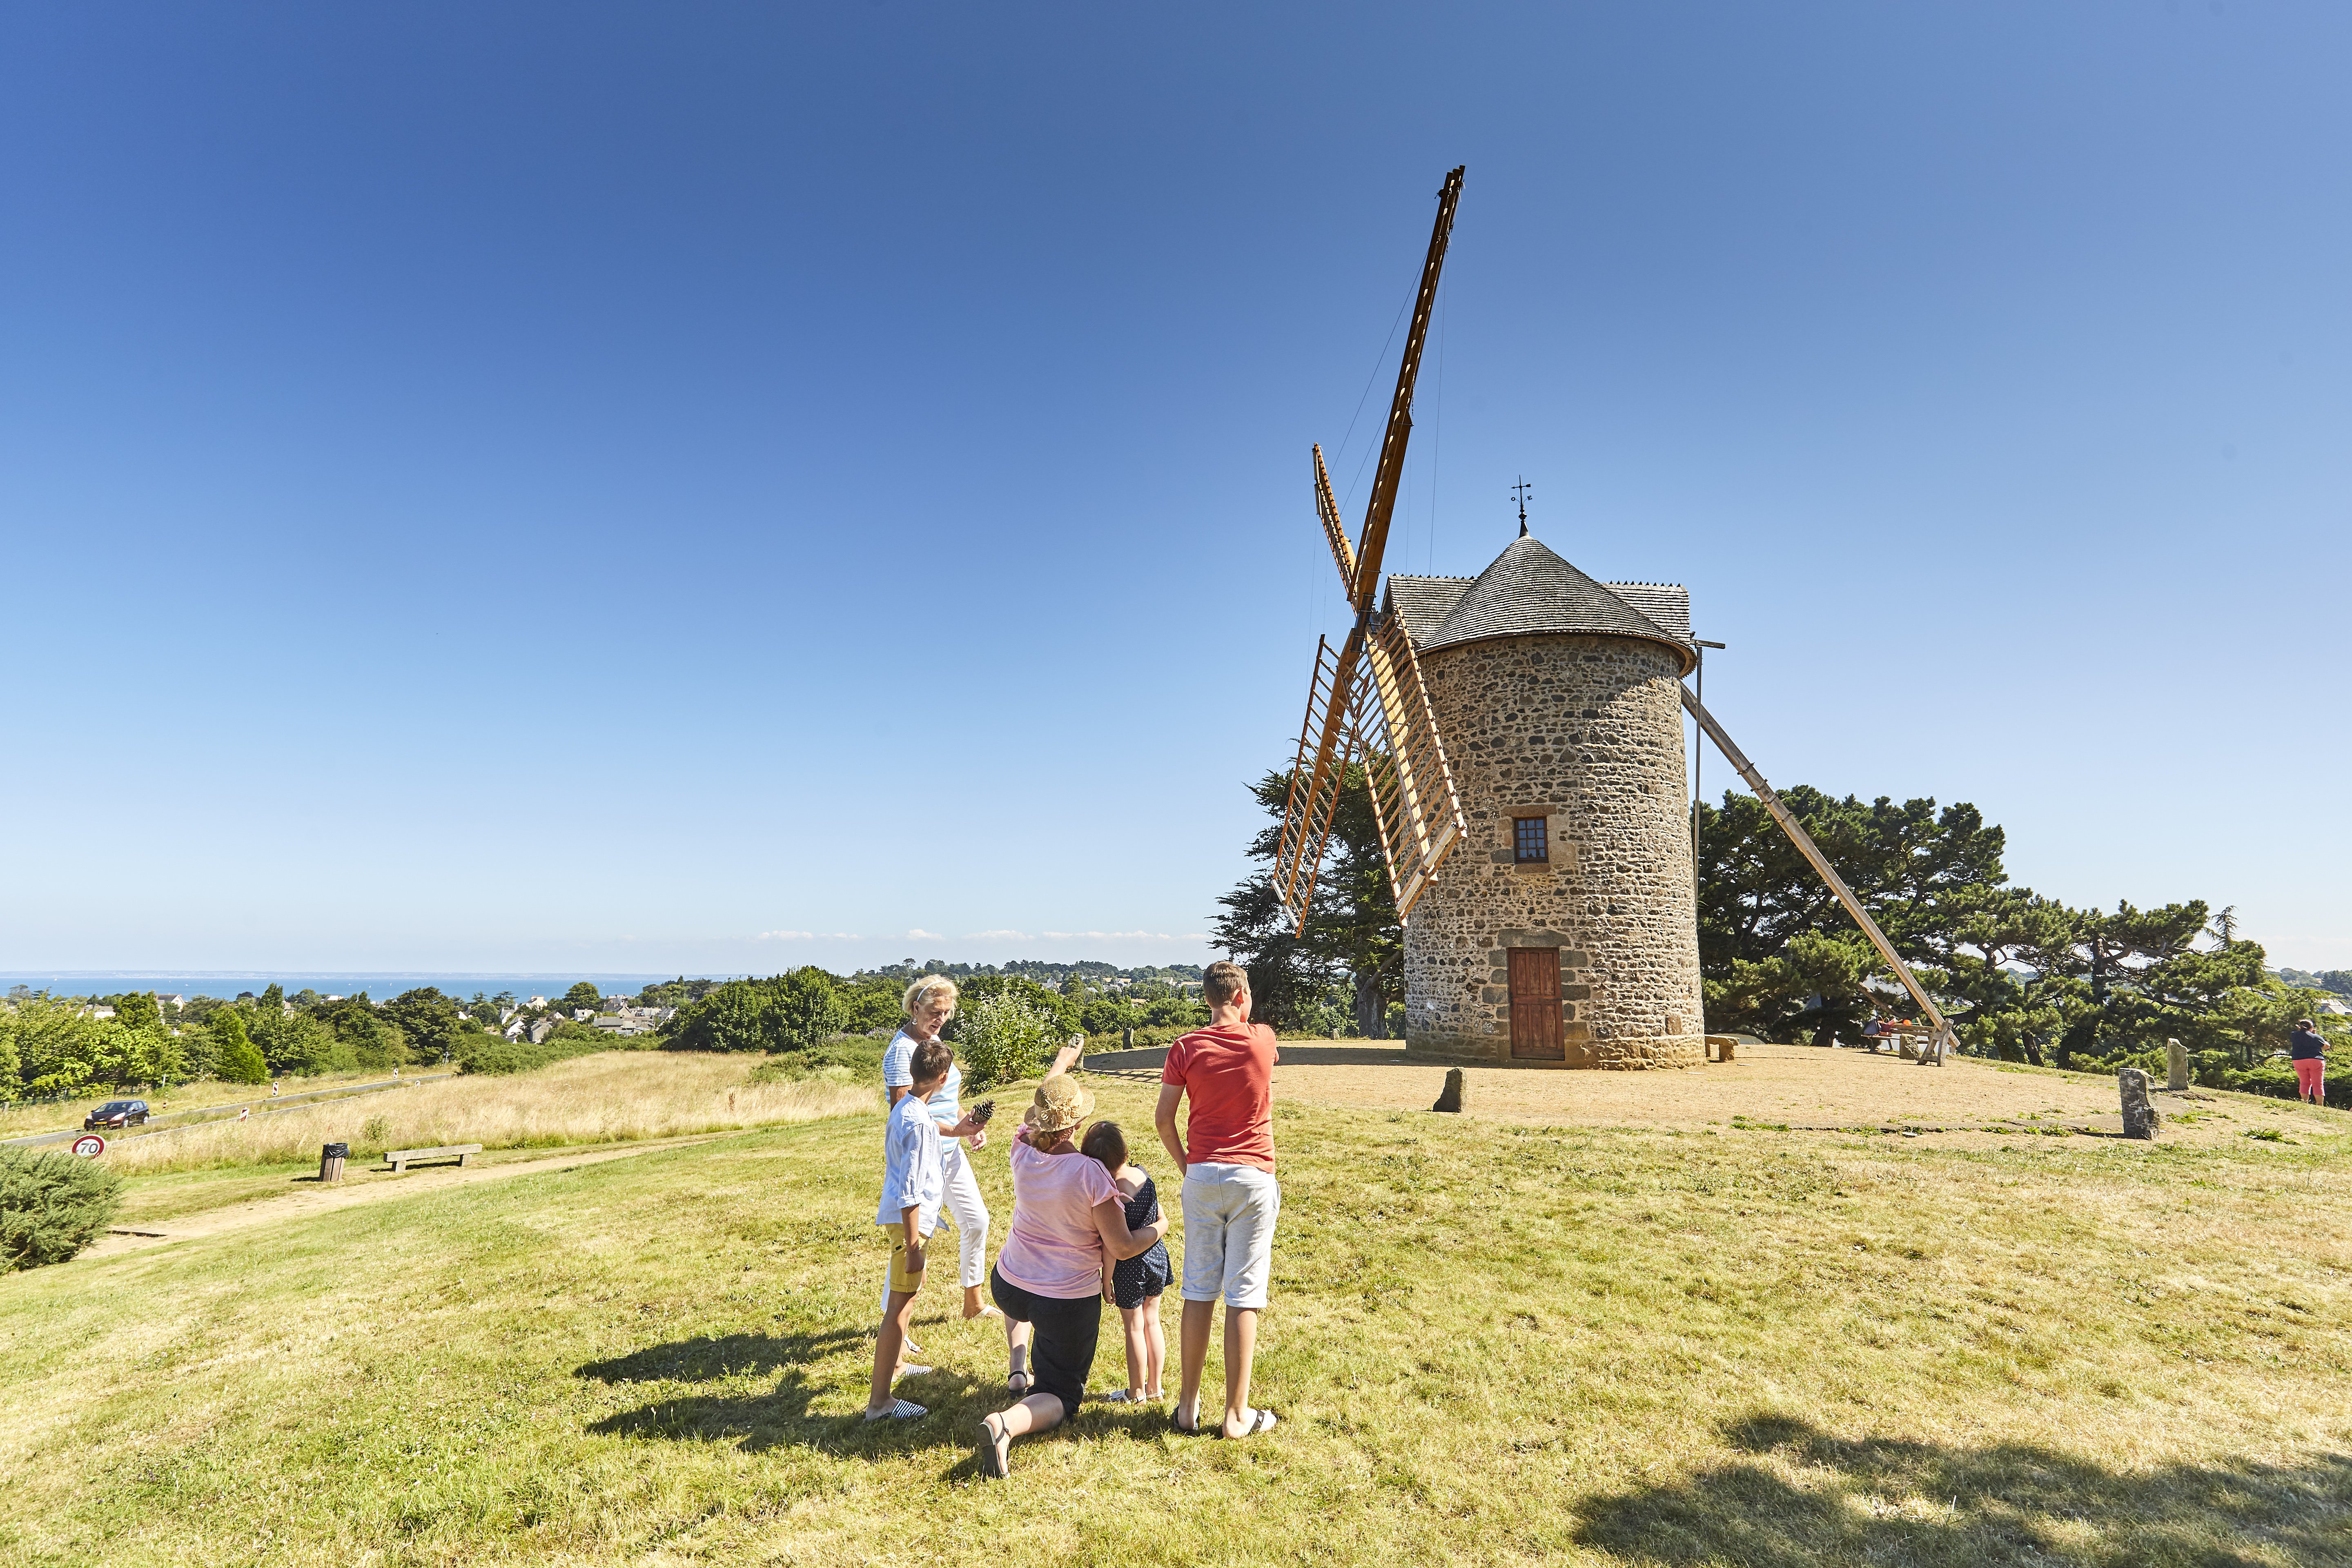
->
[[864, 1398, 925, 1421]]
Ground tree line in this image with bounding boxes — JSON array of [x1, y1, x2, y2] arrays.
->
[[1212, 763, 2350, 1102], [0, 960, 1218, 1102], [655, 967, 1208, 1058], [0, 982, 621, 1101]]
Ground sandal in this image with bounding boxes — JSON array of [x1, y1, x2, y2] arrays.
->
[[1172, 1405, 1202, 1435], [1005, 1370, 1033, 1396], [892, 1364, 934, 1381], [1102, 1389, 1145, 1404], [976, 1414, 1011, 1479], [863, 1398, 926, 1422], [1223, 1407, 1278, 1439]]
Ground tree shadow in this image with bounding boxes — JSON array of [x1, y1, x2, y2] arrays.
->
[[1573, 1413, 2352, 1566]]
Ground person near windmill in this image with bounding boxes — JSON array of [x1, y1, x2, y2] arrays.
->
[[1154, 960, 1284, 1439], [975, 1045, 1171, 1476], [878, 976, 1006, 1376], [2289, 1018, 2328, 1104]]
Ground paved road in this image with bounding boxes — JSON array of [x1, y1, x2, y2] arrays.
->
[[4, 1074, 455, 1149]]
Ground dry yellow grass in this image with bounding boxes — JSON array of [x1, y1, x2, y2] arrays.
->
[[100, 1052, 876, 1174]]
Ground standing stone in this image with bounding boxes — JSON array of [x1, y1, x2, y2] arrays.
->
[[2118, 1068, 2159, 1139], [2165, 1038, 2189, 1091], [1432, 1067, 1468, 1114]]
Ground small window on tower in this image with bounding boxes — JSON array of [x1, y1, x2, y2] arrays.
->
[[1513, 816, 1549, 864]]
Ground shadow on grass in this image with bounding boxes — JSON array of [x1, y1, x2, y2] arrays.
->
[[1574, 1414, 2352, 1567], [580, 1333, 1177, 1466], [575, 1329, 866, 1385]]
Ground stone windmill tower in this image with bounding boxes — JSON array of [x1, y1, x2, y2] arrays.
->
[[1272, 166, 1703, 1069], [1381, 531, 1702, 1067]]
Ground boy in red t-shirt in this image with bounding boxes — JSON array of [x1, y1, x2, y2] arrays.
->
[[1154, 960, 1280, 1439]]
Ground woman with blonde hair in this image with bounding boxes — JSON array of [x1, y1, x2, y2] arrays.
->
[[878, 976, 1001, 1371], [975, 1041, 1169, 1478]]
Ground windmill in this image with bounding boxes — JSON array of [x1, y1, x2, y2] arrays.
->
[[1272, 165, 1470, 935], [1272, 165, 1959, 1068]]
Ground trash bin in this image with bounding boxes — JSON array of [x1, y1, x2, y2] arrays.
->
[[319, 1142, 349, 1183]]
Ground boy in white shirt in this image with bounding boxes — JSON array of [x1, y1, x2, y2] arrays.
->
[[866, 1038, 952, 1421]]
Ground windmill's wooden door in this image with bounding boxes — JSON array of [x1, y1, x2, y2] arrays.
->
[[1508, 948, 1564, 1060]]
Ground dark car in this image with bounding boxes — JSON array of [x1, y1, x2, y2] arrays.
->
[[83, 1099, 150, 1131]]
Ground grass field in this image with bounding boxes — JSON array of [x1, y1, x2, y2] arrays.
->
[[5, 1054, 2352, 1566]]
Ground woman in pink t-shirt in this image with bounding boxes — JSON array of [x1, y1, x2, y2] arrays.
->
[[977, 1043, 1169, 1479]]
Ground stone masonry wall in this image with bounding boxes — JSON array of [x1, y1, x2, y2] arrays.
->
[[1403, 633, 1704, 1069]]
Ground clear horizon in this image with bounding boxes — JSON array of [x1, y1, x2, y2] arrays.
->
[[4, 3, 2345, 973]]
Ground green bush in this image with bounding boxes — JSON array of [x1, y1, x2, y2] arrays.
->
[[956, 989, 1065, 1091], [0, 1146, 125, 1271], [950, 975, 1083, 1043]]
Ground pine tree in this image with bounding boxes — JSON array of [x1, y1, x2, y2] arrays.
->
[[210, 1009, 268, 1085]]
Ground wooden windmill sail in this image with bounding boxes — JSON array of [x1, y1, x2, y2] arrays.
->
[[1274, 166, 1470, 934]]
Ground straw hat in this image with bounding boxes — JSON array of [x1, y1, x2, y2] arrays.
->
[[1022, 1072, 1094, 1138]]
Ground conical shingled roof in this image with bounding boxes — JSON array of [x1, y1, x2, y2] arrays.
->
[[1383, 535, 1695, 673]]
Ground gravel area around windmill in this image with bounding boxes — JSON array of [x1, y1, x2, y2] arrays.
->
[[1085, 1039, 2341, 1148]]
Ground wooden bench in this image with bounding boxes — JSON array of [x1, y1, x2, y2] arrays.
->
[[385, 1143, 481, 1174]]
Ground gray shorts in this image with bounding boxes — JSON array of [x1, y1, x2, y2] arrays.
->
[[1180, 1163, 1280, 1310]]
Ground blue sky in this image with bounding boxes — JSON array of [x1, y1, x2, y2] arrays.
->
[[3, 2, 2345, 976]]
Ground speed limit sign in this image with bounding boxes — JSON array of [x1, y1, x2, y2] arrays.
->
[[71, 1134, 105, 1158]]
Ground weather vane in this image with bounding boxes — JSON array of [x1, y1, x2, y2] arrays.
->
[[1512, 476, 1532, 536]]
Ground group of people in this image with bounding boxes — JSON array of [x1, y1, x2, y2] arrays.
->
[[864, 960, 1283, 1476]]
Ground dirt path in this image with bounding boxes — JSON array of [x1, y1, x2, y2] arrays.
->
[[1086, 1040, 2344, 1147], [80, 1134, 726, 1261]]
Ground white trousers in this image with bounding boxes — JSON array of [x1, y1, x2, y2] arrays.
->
[[879, 1140, 990, 1311]]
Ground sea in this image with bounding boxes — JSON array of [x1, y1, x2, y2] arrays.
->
[[3, 972, 697, 1002]]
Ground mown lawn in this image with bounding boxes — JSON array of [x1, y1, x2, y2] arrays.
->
[[4, 1076, 2351, 1566]]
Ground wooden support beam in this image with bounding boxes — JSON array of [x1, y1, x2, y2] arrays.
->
[[1681, 684, 1956, 1061]]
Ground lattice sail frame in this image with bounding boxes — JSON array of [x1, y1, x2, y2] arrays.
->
[[1272, 632, 1356, 925], [1353, 612, 1466, 920]]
